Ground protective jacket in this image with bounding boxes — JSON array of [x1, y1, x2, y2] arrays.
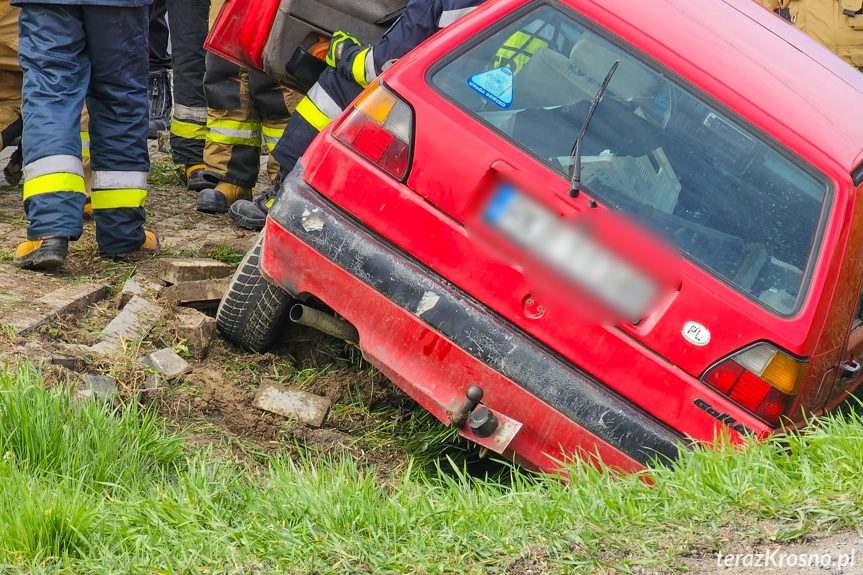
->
[[16, 1, 151, 255], [756, 0, 863, 67], [271, 0, 487, 174]]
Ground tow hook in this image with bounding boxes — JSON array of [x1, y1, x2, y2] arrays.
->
[[450, 384, 484, 428], [449, 385, 522, 455], [468, 406, 499, 438]]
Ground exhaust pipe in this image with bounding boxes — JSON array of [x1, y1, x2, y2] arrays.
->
[[289, 304, 359, 344]]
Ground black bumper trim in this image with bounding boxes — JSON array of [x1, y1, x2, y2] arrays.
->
[[269, 176, 685, 466]]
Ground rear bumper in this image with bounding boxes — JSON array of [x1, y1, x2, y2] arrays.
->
[[264, 170, 687, 472]]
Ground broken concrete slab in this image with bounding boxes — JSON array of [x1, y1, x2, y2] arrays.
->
[[138, 348, 190, 380], [157, 259, 233, 284], [50, 355, 77, 370], [175, 310, 217, 358], [36, 283, 108, 316], [101, 295, 163, 342], [1, 282, 109, 336], [0, 310, 49, 336], [162, 278, 228, 310], [252, 380, 331, 428], [119, 274, 164, 308], [77, 374, 119, 403]]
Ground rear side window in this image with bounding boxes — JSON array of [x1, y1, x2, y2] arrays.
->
[[431, 4, 830, 316]]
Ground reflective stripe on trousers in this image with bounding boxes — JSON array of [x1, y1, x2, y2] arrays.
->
[[91, 170, 148, 209], [205, 118, 261, 147], [261, 124, 284, 152], [295, 82, 343, 132], [22, 155, 86, 200]]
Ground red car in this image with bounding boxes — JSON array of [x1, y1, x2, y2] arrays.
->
[[217, 0, 863, 474]]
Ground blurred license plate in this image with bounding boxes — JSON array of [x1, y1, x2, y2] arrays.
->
[[482, 184, 658, 321]]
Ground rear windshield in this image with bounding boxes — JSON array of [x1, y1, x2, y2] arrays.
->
[[431, 4, 830, 316]]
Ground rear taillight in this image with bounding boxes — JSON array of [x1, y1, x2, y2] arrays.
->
[[333, 81, 413, 180], [702, 344, 808, 427]]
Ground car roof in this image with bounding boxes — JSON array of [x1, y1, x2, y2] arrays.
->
[[575, 0, 863, 177]]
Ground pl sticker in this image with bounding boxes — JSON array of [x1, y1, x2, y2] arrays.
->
[[468, 67, 513, 109]]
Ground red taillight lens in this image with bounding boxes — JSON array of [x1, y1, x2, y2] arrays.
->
[[701, 344, 808, 428], [333, 81, 413, 179]]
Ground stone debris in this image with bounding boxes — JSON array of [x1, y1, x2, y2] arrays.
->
[[175, 310, 216, 358], [138, 347, 190, 380], [36, 283, 108, 316], [84, 296, 164, 355], [1, 283, 108, 336], [119, 274, 164, 308], [252, 379, 331, 428], [157, 258, 233, 285], [77, 374, 119, 403], [162, 278, 228, 310]]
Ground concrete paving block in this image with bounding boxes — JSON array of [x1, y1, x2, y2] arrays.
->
[[50, 355, 77, 370], [101, 296, 163, 342], [120, 274, 164, 308], [36, 283, 108, 316], [176, 310, 216, 358], [86, 340, 122, 355], [138, 348, 190, 380], [157, 259, 234, 284], [77, 374, 118, 403], [252, 380, 331, 428], [162, 278, 228, 310], [0, 310, 49, 336]]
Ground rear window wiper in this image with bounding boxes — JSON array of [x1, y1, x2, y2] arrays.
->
[[568, 60, 619, 198]]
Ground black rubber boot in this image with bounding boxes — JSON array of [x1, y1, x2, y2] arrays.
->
[[13, 237, 69, 271], [227, 167, 288, 230], [185, 164, 210, 191], [147, 69, 172, 139], [3, 144, 23, 186], [196, 182, 252, 214]]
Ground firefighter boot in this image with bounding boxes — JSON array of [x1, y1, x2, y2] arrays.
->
[[147, 70, 173, 139], [103, 230, 161, 260], [14, 237, 69, 271], [196, 182, 252, 214], [185, 164, 209, 191], [228, 166, 288, 230], [2, 144, 22, 186]]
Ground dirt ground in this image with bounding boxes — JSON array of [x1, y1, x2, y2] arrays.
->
[[2, 145, 862, 575], [0, 143, 422, 474]]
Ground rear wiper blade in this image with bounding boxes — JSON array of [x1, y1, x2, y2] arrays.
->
[[568, 60, 619, 198]]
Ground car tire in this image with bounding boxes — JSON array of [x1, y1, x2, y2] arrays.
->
[[216, 231, 294, 353]]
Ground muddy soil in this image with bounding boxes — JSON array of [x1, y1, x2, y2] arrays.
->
[[0, 144, 426, 475]]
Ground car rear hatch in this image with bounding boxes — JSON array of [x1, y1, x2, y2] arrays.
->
[[305, 0, 858, 440]]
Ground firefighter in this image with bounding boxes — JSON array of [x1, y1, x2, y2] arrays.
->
[[228, 0, 488, 230], [13, 0, 158, 270], [148, 0, 173, 139], [167, 0, 210, 190], [0, 0, 22, 184], [194, 0, 301, 214], [756, 0, 863, 68]]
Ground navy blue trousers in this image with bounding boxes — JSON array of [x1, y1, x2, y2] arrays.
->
[[18, 4, 149, 255]]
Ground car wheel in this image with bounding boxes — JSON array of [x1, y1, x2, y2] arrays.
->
[[216, 231, 294, 353]]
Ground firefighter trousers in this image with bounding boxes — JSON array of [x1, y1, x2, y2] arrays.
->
[[203, 52, 300, 188], [18, 4, 149, 255], [0, 0, 21, 150], [167, 0, 208, 166]]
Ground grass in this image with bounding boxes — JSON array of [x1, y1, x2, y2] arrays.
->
[[4, 364, 863, 573]]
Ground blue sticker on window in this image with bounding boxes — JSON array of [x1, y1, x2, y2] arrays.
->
[[468, 67, 513, 109]]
